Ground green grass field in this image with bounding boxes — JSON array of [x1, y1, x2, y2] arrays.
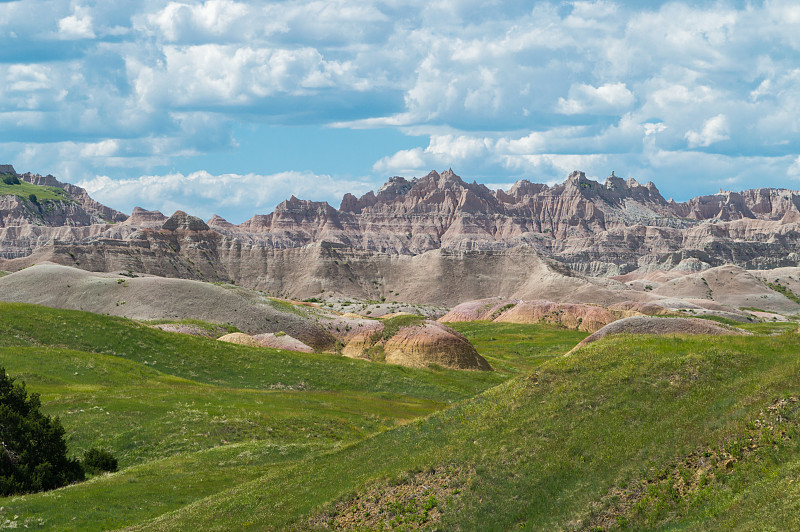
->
[[0, 178, 72, 202], [0, 302, 799, 530]]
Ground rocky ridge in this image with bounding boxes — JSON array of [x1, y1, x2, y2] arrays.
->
[[3, 165, 800, 308]]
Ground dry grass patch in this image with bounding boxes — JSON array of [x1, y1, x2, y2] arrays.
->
[[308, 466, 471, 531]]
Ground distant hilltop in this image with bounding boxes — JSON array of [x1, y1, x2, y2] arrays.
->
[[0, 164, 16, 174]]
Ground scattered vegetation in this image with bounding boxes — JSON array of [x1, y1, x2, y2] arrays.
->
[[763, 279, 800, 304], [1, 173, 20, 185], [145, 318, 240, 335]]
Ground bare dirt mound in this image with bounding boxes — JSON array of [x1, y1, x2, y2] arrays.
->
[[649, 265, 800, 314], [322, 317, 383, 345], [0, 263, 337, 350], [440, 298, 633, 332], [608, 301, 675, 316], [252, 333, 314, 353], [217, 332, 263, 347], [571, 316, 748, 353], [383, 321, 491, 371]]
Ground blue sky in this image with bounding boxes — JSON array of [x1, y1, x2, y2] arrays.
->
[[2, 0, 800, 222]]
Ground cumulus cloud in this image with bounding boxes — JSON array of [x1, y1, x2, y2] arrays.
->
[[557, 82, 635, 115], [685, 114, 730, 148], [2, 0, 800, 210], [78, 170, 374, 222], [58, 7, 95, 39]]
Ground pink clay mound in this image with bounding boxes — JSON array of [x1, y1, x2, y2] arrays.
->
[[217, 332, 264, 347], [570, 316, 748, 353], [252, 333, 314, 353], [383, 321, 491, 371], [440, 298, 633, 332]]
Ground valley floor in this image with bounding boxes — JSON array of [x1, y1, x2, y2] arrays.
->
[[0, 303, 798, 530]]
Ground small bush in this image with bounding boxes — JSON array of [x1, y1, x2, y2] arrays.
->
[[1, 174, 20, 185], [28, 193, 38, 204], [82, 448, 118, 474]]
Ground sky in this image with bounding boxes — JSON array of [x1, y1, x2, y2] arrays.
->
[[2, 0, 800, 222]]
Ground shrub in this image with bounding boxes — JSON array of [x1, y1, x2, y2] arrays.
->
[[1, 174, 20, 185], [0, 367, 84, 495], [82, 448, 118, 474], [28, 193, 38, 204]]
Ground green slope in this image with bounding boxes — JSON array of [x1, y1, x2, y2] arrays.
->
[[2, 301, 798, 530], [0, 177, 71, 202], [0, 303, 507, 402], [0, 303, 565, 529], [119, 333, 800, 531]]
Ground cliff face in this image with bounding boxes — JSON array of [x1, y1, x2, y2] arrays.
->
[[4, 167, 800, 304]]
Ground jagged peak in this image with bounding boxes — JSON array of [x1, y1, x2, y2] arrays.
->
[[207, 214, 233, 227], [162, 210, 210, 232], [275, 196, 335, 215], [604, 171, 627, 191]]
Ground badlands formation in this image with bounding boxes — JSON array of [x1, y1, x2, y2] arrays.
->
[[2, 165, 800, 312], [2, 163, 800, 368]]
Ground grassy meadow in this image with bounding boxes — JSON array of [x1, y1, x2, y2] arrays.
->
[[0, 178, 72, 202], [0, 302, 799, 530]]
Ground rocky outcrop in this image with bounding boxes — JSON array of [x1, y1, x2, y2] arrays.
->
[[162, 211, 210, 232], [5, 167, 800, 308]]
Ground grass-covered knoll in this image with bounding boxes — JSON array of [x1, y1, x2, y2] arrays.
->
[[120, 332, 800, 531], [0, 303, 505, 402], [0, 177, 71, 202], [448, 321, 588, 374]]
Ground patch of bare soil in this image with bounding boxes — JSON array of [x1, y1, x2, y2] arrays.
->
[[575, 396, 800, 531], [308, 466, 470, 531]]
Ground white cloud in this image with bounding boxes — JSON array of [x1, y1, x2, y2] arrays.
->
[[146, 0, 252, 42], [80, 140, 119, 158], [78, 170, 374, 222], [557, 82, 635, 115], [2, 0, 800, 205], [58, 7, 95, 39], [128, 44, 362, 109], [685, 114, 730, 148]]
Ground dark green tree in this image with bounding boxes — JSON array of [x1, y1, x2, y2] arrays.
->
[[28, 193, 38, 204], [0, 367, 84, 495]]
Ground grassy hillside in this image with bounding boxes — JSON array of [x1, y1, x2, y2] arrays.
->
[[1, 302, 798, 530], [124, 334, 799, 531], [0, 303, 571, 530], [0, 303, 508, 402], [0, 176, 71, 202]]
